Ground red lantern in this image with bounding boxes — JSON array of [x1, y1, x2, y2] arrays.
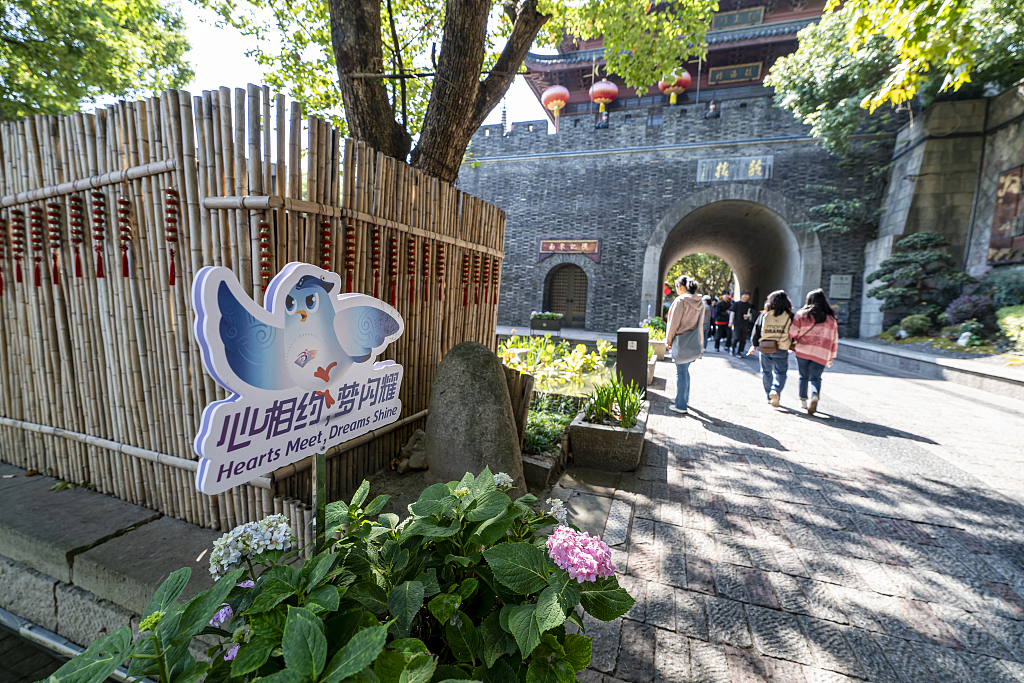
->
[[658, 73, 692, 105], [541, 85, 570, 121], [589, 78, 619, 113]]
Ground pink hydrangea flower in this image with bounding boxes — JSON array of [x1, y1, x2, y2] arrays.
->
[[209, 605, 233, 629], [224, 645, 240, 661], [546, 526, 615, 583]]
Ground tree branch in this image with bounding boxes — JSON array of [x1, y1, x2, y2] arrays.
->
[[384, 0, 408, 128], [473, 0, 549, 126]]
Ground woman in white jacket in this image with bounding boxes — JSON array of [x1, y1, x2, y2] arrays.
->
[[665, 276, 705, 415]]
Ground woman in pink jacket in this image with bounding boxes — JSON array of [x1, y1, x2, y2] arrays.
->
[[665, 276, 705, 415], [789, 288, 839, 415]]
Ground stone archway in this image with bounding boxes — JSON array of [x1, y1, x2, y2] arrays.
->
[[641, 184, 821, 318]]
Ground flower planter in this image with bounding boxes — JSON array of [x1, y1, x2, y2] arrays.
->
[[650, 340, 666, 361], [531, 318, 562, 334], [646, 358, 657, 385], [568, 402, 649, 471]]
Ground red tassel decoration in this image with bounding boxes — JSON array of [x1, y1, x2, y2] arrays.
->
[[90, 191, 106, 278], [461, 254, 470, 307], [258, 218, 272, 290], [68, 196, 84, 277], [117, 196, 132, 278], [472, 253, 481, 305], [492, 257, 500, 304], [421, 242, 430, 303], [0, 216, 5, 296], [10, 209, 25, 284], [29, 206, 44, 287], [481, 256, 490, 306], [436, 244, 445, 302], [388, 235, 398, 307], [164, 189, 179, 286], [371, 227, 381, 298], [319, 221, 332, 270], [407, 239, 416, 304], [46, 202, 61, 285], [343, 222, 356, 293]]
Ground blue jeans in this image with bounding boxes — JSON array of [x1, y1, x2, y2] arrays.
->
[[797, 357, 825, 399], [675, 361, 691, 410], [759, 350, 789, 398]]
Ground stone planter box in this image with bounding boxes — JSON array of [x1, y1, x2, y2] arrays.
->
[[530, 318, 562, 334], [651, 340, 666, 360], [647, 358, 657, 385], [568, 402, 649, 471]]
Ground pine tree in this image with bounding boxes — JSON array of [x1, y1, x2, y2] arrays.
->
[[866, 232, 974, 319]]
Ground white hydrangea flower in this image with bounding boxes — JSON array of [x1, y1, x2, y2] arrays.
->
[[547, 497, 568, 526], [494, 472, 515, 489], [209, 514, 292, 579]]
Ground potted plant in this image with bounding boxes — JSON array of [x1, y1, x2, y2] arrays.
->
[[530, 311, 563, 333], [646, 344, 657, 385], [568, 380, 649, 471], [45, 471, 635, 683], [640, 317, 667, 360]]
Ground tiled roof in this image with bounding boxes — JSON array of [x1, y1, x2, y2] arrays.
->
[[524, 17, 818, 67]]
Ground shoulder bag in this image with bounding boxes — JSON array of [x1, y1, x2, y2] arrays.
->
[[792, 320, 818, 352]]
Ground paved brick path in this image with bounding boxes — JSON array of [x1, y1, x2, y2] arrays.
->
[[560, 352, 1024, 683]]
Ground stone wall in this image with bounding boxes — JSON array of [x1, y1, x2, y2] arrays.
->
[[460, 95, 891, 336]]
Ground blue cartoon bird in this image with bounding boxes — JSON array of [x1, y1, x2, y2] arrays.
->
[[197, 265, 402, 409]]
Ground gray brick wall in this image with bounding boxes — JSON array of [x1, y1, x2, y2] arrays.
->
[[459, 95, 893, 337]]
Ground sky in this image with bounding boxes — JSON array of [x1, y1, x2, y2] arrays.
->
[[173, 0, 549, 130]]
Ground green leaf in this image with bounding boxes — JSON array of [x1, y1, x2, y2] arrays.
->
[[507, 604, 542, 658], [409, 483, 451, 517], [379, 513, 401, 531], [482, 658, 517, 683], [455, 578, 479, 601], [391, 638, 430, 656], [400, 654, 437, 683], [143, 568, 191, 619], [551, 660, 575, 683], [469, 467, 495, 501], [173, 568, 245, 643], [483, 543, 550, 594], [563, 634, 592, 673], [45, 626, 137, 683], [526, 660, 558, 683], [469, 509, 519, 546], [230, 638, 273, 676], [374, 649, 407, 683], [250, 609, 287, 641], [305, 584, 341, 614], [322, 624, 388, 683], [351, 480, 371, 508], [171, 660, 209, 683], [445, 611, 481, 663], [444, 555, 474, 567], [388, 581, 425, 631], [547, 571, 582, 614], [415, 569, 440, 597], [465, 490, 511, 522], [303, 550, 338, 593], [247, 578, 297, 614], [428, 593, 462, 624], [283, 606, 327, 678], [348, 582, 389, 613], [405, 517, 461, 538], [432, 667, 472, 683], [364, 495, 391, 518], [534, 585, 567, 633], [251, 670, 307, 683], [515, 494, 538, 509], [579, 577, 635, 622], [479, 612, 515, 668]]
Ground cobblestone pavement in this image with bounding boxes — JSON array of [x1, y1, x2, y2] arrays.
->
[[0, 625, 66, 683], [559, 352, 1024, 683]]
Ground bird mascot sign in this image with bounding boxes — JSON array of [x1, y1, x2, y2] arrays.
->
[[191, 262, 405, 495]]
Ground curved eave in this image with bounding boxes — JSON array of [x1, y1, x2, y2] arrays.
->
[[524, 17, 818, 72]]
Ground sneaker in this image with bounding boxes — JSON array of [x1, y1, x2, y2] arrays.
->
[[800, 398, 808, 410], [669, 406, 688, 415], [769, 391, 780, 407], [808, 393, 818, 415]]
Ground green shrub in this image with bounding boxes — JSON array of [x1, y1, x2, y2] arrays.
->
[[885, 324, 901, 337], [46, 473, 634, 683], [900, 314, 931, 336], [523, 392, 583, 455], [983, 271, 1024, 308], [998, 305, 1024, 350], [583, 380, 645, 429], [940, 325, 961, 340]]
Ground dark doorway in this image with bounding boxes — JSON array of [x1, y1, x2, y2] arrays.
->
[[545, 264, 588, 328]]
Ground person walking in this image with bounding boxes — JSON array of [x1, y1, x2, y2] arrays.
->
[[748, 290, 793, 407], [729, 290, 754, 357], [713, 291, 733, 351], [789, 288, 839, 415], [665, 276, 705, 415], [702, 295, 713, 349]]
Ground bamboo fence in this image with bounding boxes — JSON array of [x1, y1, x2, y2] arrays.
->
[[0, 86, 505, 544]]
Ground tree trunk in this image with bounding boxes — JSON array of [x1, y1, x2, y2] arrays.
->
[[330, 0, 548, 182], [328, 0, 412, 161]]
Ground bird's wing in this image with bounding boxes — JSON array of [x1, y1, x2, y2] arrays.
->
[[217, 281, 293, 391], [333, 299, 403, 360]]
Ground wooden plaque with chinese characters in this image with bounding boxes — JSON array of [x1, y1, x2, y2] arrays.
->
[[708, 62, 762, 86], [537, 239, 601, 263], [712, 7, 765, 30], [697, 156, 774, 182], [988, 165, 1024, 265]]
